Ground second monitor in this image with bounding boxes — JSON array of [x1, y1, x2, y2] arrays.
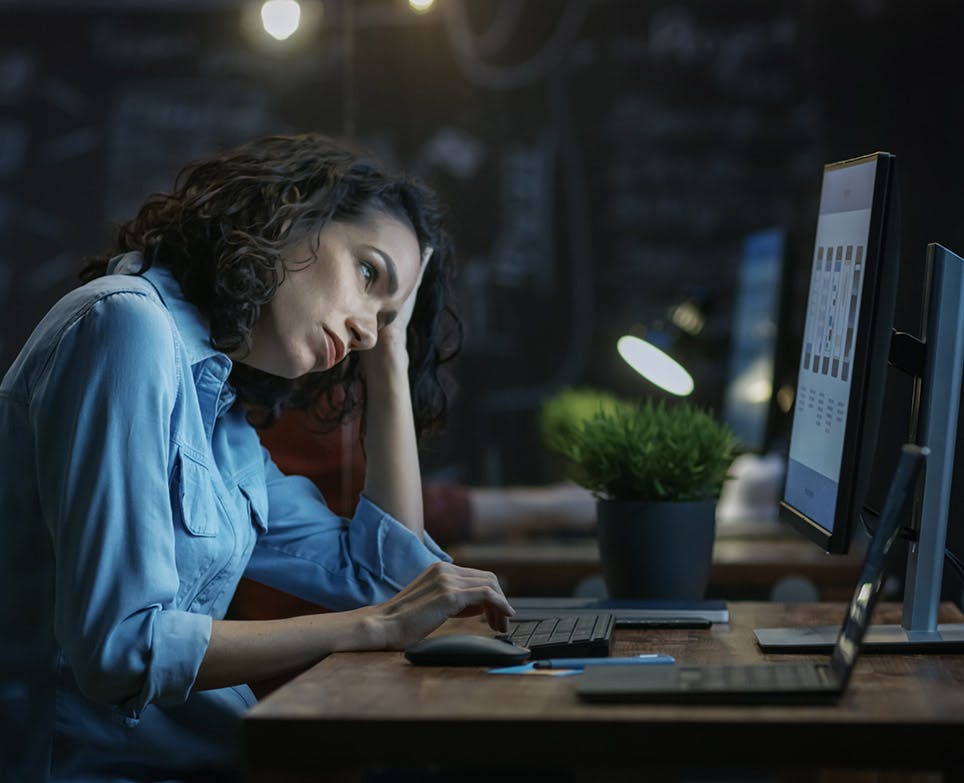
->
[[758, 151, 964, 652]]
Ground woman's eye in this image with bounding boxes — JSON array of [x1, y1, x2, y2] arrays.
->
[[360, 261, 378, 288]]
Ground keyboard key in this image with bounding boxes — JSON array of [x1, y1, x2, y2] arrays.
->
[[505, 612, 614, 659]]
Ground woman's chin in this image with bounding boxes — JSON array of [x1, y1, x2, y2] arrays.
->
[[280, 346, 321, 378], [286, 361, 317, 379], [243, 343, 321, 378], [264, 355, 314, 380]]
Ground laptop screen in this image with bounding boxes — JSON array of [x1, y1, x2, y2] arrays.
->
[[828, 445, 924, 682]]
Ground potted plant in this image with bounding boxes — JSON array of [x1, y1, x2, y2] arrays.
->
[[544, 394, 736, 600]]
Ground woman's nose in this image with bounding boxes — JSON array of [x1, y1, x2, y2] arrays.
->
[[347, 316, 377, 351]]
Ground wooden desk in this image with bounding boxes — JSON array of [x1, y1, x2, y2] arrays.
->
[[243, 602, 964, 782], [448, 533, 866, 601]]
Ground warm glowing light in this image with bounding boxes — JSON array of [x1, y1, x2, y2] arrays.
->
[[732, 357, 773, 404], [669, 300, 705, 336], [409, 0, 435, 12], [742, 377, 773, 404], [261, 0, 301, 40], [776, 384, 795, 413], [617, 335, 694, 397]]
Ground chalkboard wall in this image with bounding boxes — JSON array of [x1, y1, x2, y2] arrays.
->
[[2, 0, 963, 491]]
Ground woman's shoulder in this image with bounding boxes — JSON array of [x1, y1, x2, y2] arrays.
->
[[50, 274, 175, 344], [71, 271, 163, 307], [5, 275, 179, 395]]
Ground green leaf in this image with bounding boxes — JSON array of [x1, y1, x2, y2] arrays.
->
[[542, 393, 737, 503]]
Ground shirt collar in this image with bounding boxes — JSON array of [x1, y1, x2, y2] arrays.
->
[[107, 251, 230, 372]]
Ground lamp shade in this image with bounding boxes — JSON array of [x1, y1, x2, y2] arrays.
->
[[617, 334, 694, 396]]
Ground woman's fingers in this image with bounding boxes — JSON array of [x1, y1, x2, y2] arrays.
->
[[382, 562, 513, 648], [452, 585, 512, 632], [453, 568, 513, 612], [389, 245, 433, 335], [483, 602, 509, 634], [422, 563, 513, 615]]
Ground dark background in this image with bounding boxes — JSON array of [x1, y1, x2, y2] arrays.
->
[[1, 0, 962, 505]]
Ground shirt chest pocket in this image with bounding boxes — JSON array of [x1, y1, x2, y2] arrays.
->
[[238, 473, 269, 534], [171, 450, 230, 604]]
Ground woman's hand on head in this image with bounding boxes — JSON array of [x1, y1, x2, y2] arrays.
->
[[370, 561, 515, 650], [368, 245, 433, 361]]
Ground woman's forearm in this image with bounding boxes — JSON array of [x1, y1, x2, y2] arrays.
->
[[195, 561, 515, 692], [194, 608, 384, 692], [361, 340, 425, 537]]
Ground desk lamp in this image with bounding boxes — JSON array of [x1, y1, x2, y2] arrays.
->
[[617, 296, 707, 397]]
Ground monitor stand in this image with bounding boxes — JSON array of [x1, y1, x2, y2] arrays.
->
[[756, 244, 964, 653], [755, 622, 964, 653]]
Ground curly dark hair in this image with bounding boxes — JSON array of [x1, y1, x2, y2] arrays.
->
[[81, 133, 462, 437]]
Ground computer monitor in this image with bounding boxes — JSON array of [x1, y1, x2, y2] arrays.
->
[[722, 228, 787, 454], [781, 152, 900, 555], [758, 150, 964, 652]]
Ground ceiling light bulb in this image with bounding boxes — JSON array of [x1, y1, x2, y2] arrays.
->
[[261, 0, 301, 41]]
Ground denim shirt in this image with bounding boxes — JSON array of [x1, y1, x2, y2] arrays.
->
[[0, 253, 450, 781]]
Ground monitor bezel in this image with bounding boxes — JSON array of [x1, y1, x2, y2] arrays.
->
[[780, 151, 900, 554]]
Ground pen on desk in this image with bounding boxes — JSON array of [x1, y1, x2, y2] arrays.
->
[[532, 654, 675, 670]]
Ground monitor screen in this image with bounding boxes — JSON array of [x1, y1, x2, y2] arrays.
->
[[781, 152, 899, 553], [722, 228, 786, 453]]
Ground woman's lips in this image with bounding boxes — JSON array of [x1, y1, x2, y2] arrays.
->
[[323, 328, 346, 368]]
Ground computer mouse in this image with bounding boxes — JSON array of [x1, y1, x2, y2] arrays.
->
[[404, 634, 530, 667]]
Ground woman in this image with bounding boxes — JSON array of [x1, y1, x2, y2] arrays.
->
[[0, 133, 513, 781]]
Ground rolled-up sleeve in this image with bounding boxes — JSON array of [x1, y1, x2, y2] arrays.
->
[[243, 452, 451, 610], [30, 291, 211, 720]]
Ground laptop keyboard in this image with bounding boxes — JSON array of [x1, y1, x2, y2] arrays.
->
[[500, 612, 614, 659], [679, 663, 832, 689]]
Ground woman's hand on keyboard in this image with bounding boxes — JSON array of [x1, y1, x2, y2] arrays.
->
[[369, 561, 515, 649]]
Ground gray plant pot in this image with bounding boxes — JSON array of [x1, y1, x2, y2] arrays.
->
[[596, 499, 717, 600]]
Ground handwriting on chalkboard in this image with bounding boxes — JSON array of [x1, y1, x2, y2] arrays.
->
[[106, 84, 277, 219]]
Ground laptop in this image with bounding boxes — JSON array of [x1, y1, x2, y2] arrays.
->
[[577, 444, 925, 704], [508, 598, 728, 626]]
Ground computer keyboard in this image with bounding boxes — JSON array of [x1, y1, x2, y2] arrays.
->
[[499, 612, 614, 659]]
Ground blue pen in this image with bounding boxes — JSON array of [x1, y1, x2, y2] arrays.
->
[[533, 654, 675, 670]]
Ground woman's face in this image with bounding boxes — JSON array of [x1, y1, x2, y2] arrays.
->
[[242, 211, 422, 378]]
